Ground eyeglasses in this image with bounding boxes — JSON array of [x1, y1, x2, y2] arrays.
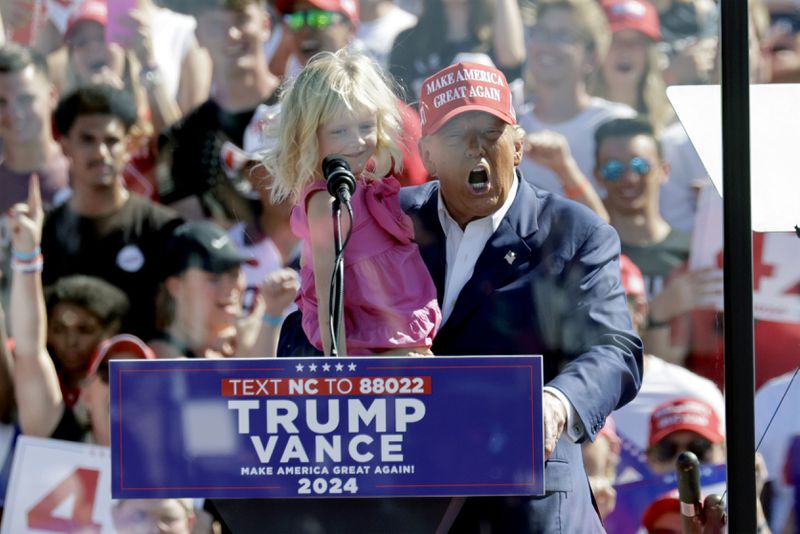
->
[[599, 156, 651, 181], [525, 27, 586, 46], [284, 9, 346, 31], [649, 436, 713, 464]]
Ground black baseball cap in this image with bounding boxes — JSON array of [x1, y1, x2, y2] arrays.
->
[[164, 221, 257, 278]]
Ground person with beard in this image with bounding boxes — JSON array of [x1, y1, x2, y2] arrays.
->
[[40, 84, 182, 341], [156, 0, 280, 225]]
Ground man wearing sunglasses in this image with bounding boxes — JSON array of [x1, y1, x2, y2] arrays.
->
[[646, 397, 725, 475], [593, 117, 704, 365], [276, 0, 360, 69]]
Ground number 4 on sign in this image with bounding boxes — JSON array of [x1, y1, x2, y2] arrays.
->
[[27, 468, 102, 533]]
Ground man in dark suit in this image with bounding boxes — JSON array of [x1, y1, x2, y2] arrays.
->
[[277, 60, 642, 532], [400, 61, 643, 532]]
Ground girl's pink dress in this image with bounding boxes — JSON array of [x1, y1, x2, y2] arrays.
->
[[291, 176, 441, 355]]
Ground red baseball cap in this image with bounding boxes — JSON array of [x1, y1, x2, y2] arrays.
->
[[418, 62, 516, 137], [65, 0, 107, 40], [276, 0, 359, 27], [619, 254, 646, 301], [641, 492, 681, 531], [87, 334, 155, 379], [648, 398, 725, 448], [602, 0, 662, 41]]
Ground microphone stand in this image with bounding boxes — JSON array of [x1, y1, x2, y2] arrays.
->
[[330, 193, 347, 357]]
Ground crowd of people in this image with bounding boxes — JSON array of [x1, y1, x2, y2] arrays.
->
[[0, 0, 798, 532]]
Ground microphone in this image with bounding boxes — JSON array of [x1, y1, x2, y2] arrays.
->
[[322, 156, 357, 204], [677, 451, 703, 533]]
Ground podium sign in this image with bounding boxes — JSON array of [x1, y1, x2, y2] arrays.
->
[[110, 356, 544, 499]]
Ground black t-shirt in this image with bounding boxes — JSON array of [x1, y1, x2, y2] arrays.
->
[[388, 26, 523, 103], [622, 229, 691, 300], [49, 407, 85, 443], [157, 95, 278, 222], [41, 194, 182, 339]]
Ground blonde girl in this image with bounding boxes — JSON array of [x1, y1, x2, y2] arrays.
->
[[266, 49, 441, 356]]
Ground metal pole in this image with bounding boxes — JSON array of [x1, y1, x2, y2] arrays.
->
[[720, 0, 756, 531]]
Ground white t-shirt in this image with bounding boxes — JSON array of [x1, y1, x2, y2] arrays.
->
[[660, 121, 712, 235], [755, 371, 800, 532], [356, 5, 417, 68], [150, 8, 198, 99], [613, 354, 725, 451], [517, 97, 635, 194]]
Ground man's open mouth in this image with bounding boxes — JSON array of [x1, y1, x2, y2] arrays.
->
[[467, 164, 491, 194]]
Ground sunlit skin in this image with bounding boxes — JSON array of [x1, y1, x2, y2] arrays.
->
[[290, 0, 354, 66], [47, 303, 107, 377], [316, 107, 378, 178], [67, 20, 126, 86], [112, 499, 194, 534], [602, 29, 650, 94], [595, 134, 668, 216], [0, 65, 55, 145], [59, 114, 129, 190], [526, 7, 592, 88], [167, 267, 245, 352], [419, 112, 522, 229], [196, 3, 270, 71]]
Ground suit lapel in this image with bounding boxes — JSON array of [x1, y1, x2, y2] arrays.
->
[[408, 186, 447, 304], [439, 177, 540, 335]]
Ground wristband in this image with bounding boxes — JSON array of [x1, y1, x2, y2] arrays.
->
[[12, 255, 43, 273], [12, 247, 41, 261], [562, 183, 589, 200], [262, 314, 284, 326]]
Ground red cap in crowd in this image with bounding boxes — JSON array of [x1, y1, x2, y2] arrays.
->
[[641, 491, 680, 531], [87, 334, 155, 379], [619, 254, 646, 301], [648, 398, 725, 448], [418, 62, 516, 137], [65, 0, 107, 40], [276, 0, 359, 27], [602, 0, 662, 41]]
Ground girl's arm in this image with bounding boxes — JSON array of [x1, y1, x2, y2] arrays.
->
[[306, 190, 349, 356], [492, 0, 526, 69], [8, 175, 66, 437]]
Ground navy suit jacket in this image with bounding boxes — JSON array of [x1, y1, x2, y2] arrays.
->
[[278, 175, 642, 532], [399, 176, 642, 532]]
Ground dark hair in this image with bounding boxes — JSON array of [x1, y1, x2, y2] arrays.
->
[[594, 117, 662, 162], [45, 275, 130, 331], [53, 84, 138, 136], [0, 43, 49, 79]]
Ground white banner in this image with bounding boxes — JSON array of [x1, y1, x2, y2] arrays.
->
[[0, 436, 114, 534], [690, 187, 800, 323]]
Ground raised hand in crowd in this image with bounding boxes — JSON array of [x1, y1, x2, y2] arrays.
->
[[663, 37, 718, 85], [524, 131, 609, 221], [7, 174, 64, 437], [236, 267, 300, 358]]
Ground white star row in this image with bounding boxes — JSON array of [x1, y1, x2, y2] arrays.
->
[[294, 362, 358, 372]]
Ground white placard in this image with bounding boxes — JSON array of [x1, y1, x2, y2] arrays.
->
[[0, 436, 114, 534], [690, 187, 800, 323], [667, 84, 800, 232]]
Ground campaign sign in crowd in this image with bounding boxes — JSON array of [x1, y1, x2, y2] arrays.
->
[[110, 356, 544, 499]]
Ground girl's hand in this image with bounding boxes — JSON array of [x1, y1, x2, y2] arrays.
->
[[7, 174, 43, 253]]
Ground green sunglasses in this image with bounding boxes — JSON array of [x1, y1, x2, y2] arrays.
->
[[284, 9, 346, 31]]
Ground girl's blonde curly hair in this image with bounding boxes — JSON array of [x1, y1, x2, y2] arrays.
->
[[264, 48, 404, 203]]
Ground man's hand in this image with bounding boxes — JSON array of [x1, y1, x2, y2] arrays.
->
[[648, 267, 723, 324], [262, 268, 300, 318], [524, 131, 575, 176], [543, 390, 567, 460], [7, 174, 43, 252]]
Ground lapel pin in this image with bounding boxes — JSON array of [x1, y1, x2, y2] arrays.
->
[[504, 251, 517, 265]]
